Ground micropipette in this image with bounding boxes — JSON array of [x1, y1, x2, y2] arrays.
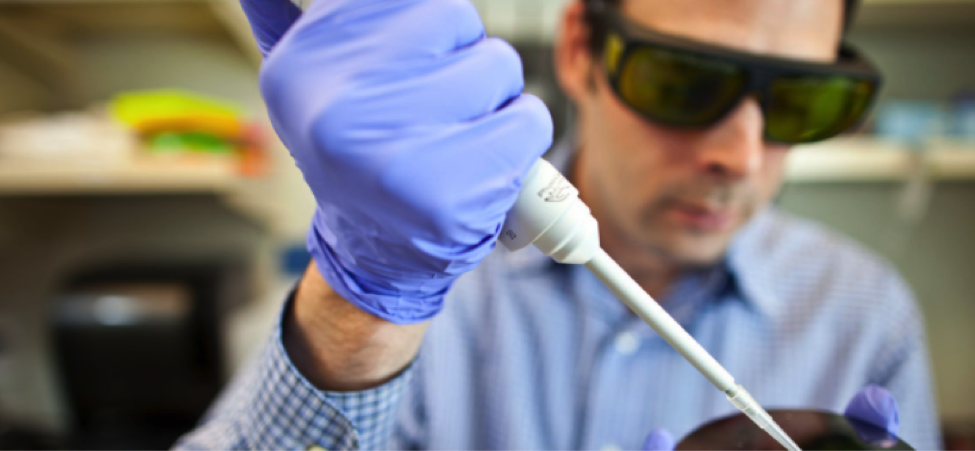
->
[[283, 0, 798, 444], [501, 159, 801, 451]]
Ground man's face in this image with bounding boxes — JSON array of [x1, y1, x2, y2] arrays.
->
[[558, 0, 843, 267]]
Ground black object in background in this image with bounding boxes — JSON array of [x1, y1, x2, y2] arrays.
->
[[0, 412, 65, 450], [678, 409, 912, 450], [51, 264, 242, 450]]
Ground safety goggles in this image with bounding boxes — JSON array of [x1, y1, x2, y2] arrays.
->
[[592, 1, 882, 144]]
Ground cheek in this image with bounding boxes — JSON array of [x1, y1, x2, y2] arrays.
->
[[589, 79, 690, 179], [584, 79, 729, 222], [758, 147, 789, 202], [588, 95, 673, 203]]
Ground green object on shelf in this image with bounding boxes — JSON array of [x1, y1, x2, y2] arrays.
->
[[147, 132, 235, 154]]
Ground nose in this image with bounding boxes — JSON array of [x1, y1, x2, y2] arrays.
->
[[695, 97, 765, 180]]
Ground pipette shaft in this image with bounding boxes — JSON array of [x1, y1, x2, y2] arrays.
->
[[501, 159, 800, 450], [585, 249, 735, 390], [586, 249, 800, 451]]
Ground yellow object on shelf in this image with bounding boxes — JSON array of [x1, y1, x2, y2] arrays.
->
[[111, 89, 244, 139]]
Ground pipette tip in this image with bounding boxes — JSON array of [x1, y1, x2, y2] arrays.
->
[[726, 384, 802, 451], [764, 417, 801, 451]]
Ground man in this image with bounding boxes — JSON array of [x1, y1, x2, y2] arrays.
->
[[178, 0, 942, 449]]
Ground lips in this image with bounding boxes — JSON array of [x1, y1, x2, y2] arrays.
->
[[668, 201, 734, 232]]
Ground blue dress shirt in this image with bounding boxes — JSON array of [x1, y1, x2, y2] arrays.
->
[[177, 138, 942, 450]]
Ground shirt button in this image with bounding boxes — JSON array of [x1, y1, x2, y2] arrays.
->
[[614, 331, 640, 355], [600, 444, 622, 451]]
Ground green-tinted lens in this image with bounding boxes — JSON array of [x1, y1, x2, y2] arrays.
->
[[617, 46, 746, 125], [766, 76, 875, 143]]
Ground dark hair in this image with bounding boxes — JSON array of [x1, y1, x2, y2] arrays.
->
[[583, 0, 861, 56]]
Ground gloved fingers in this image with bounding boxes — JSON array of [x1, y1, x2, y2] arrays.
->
[[299, 0, 485, 58], [372, 93, 553, 239], [844, 384, 900, 436], [260, 0, 492, 130], [406, 36, 526, 123], [643, 428, 677, 451], [470, 93, 555, 169], [322, 36, 526, 127], [239, 0, 302, 57]]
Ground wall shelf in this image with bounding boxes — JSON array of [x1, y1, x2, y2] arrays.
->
[[786, 138, 975, 183], [0, 156, 276, 230], [0, 158, 239, 195]]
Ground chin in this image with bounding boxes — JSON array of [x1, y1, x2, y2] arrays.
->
[[649, 229, 734, 267], [669, 245, 729, 267], [630, 203, 750, 265]]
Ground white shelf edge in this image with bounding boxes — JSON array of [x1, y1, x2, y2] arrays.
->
[[786, 138, 975, 183], [0, 156, 277, 228], [0, 158, 241, 195]]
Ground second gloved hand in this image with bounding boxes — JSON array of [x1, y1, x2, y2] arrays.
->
[[258, 0, 553, 324]]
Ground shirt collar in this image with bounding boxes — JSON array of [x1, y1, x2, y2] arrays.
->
[[725, 206, 782, 317], [500, 129, 781, 317]]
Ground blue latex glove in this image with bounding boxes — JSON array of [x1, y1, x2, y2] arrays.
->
[[642, 385, 900, 450], [238, 0, 301, 57], [245, 0, 553, 324], [643, 428, 676, 451], [844, 384, 900, 438]]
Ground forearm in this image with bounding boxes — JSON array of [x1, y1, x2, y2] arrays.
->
[[284, 260, 429, 392], [177, 281, 419, 450]]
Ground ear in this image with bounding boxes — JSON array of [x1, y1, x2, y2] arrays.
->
[[553, 0, 597, 108]]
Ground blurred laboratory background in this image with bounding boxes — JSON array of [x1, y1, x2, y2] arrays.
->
[[0, 0, 974, 449]]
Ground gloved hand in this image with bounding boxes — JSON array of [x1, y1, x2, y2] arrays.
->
[[238, 0, 301, 57], [643, 428, 676, 451], [242, 0, 553, 324], [641, 385, 900, 450], [844, 384, 900, 438]]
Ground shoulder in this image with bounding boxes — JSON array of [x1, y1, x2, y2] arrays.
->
[[732, 209, 921, 333]]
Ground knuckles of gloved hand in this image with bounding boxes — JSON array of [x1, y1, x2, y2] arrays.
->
[[256, 0, 553, 310], [259, 2, 547, 236]]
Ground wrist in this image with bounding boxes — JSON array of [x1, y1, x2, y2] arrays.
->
[[283, 260, 428, 392], [306, 212, 453, 324]]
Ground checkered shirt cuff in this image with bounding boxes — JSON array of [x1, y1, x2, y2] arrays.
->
[[238, 296, 414, 450]]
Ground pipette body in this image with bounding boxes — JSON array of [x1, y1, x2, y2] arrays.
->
[[501, 159, 800, 451]]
